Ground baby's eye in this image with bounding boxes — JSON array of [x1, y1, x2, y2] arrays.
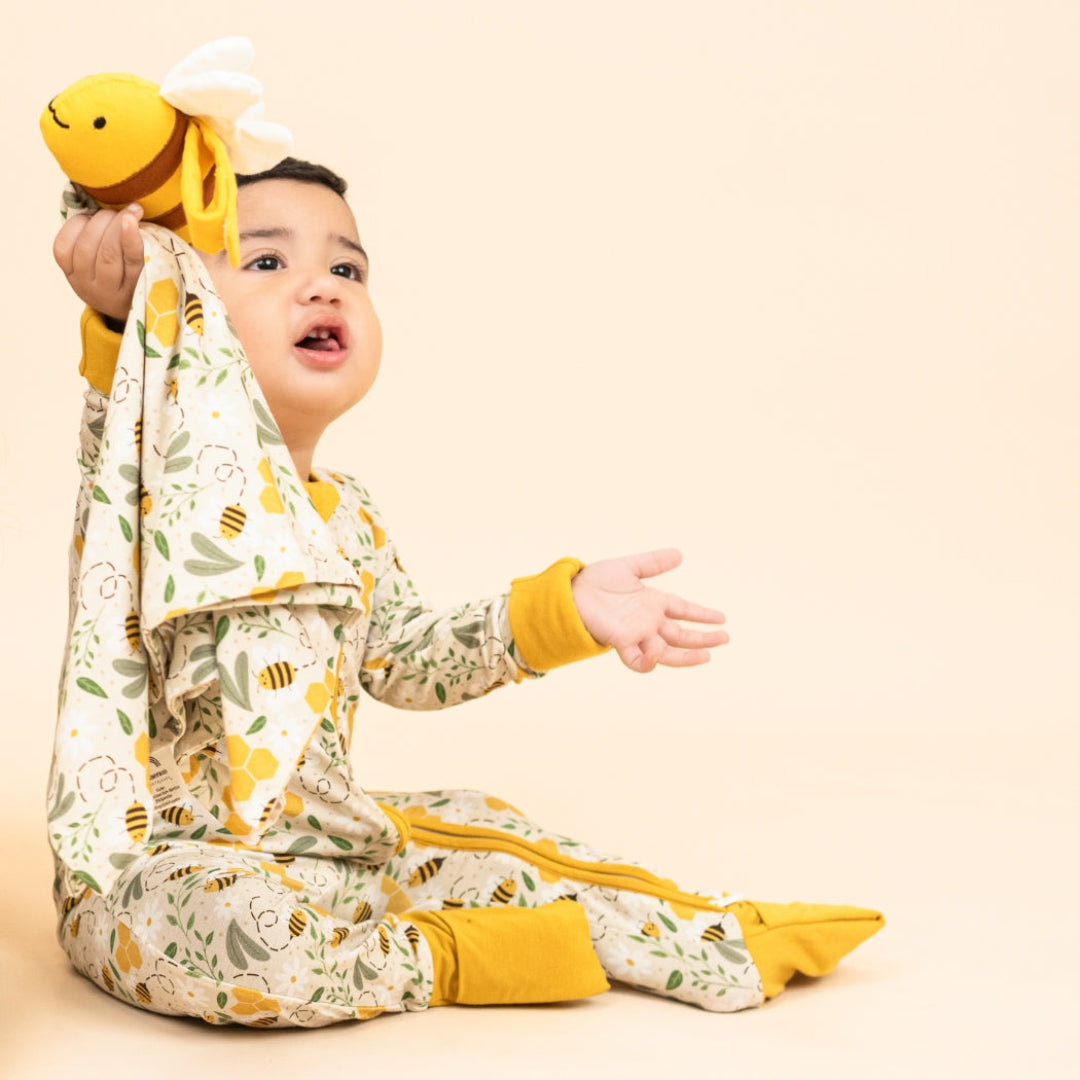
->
[[331, 263, 365, 282], [248, 255, 282, 271]]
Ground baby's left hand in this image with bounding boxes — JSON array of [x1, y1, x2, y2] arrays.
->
[[571, 549, 728, 673]]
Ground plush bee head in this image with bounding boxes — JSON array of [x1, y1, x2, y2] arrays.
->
[[40, 37, 293, 266]]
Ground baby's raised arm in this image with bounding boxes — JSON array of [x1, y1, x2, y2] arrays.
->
[[53, 204, 144, 323]]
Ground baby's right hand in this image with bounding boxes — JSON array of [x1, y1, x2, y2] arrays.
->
[[53, 205, 145, 324]]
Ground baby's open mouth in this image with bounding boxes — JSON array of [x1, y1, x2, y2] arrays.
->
[[296, 328, 342, 352]]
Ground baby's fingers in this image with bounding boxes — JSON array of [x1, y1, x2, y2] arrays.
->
[[96, 205, 144, 289], [658, 619, 729, 650], [665, 594, 726, 625], [622, 548, 682, 581], [53, 212, 92, 275]]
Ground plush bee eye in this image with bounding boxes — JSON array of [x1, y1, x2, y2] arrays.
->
[[93, 116, 106, 130]]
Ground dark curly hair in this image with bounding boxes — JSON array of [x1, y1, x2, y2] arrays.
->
[[235, 157, 348, 197]]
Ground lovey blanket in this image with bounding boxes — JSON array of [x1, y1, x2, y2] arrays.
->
[[50, 215, 388, 896]]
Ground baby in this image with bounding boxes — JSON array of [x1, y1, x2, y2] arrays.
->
[[50, 158, 882, 1026]]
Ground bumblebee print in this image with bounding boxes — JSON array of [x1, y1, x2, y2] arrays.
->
[[184, 294, 204, 335], [203, 874, 240, 892], [124, 802, 148, 843], [408, 857, 445, 887], [124, 610, 140, 651], [218, 503, 246, 540], [257, 661, 295, 690], [490, 878, 517, 905]]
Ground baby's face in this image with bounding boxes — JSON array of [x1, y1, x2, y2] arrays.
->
[[201, 179, 382, 445]]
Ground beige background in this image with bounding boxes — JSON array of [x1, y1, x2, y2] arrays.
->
[[2, 1, 1078, 1076]]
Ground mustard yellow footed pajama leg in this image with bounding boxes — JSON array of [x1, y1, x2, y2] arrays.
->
[[410, 898, 883, 1008]]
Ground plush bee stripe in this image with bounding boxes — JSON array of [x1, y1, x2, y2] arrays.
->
[[77, 108, 187, 204]]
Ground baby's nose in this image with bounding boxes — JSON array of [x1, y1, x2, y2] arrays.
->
[[301, 273, 343, 304]]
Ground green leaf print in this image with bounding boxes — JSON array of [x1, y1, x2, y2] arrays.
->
[[666, 970, 684, 991], [217, 652, 252, 711], [135, 319, 161, 358], [74, 870, 102, 894], [246, 715, 267, 735], [118, 515, 133, 542], [113, 658, 148, 699], [657, 912, 678, 933], [116, 709, 133, 735], [215, 616, 230, 645], [286, 835, 318, 856], [252, 399, 284, 445], [328, 836, 354, 852], [164, 575, 175, 603], [451, 622, 484, 649], [91, 486, 111, 504], [154, 531, 171, 560], [225, 918, 270, 969], [76, 677, 108, 698], [167, 432, 191, 457], [184, 533, 244, 576], [216, 991, 228, 1009], [254, 554, 266, 581], [122, 872, 144, 906], [390, 623, 436, 656], [47, 775, 75, 822], [353, 955, 379, 989], [521, 871, 536, 892], [435, 682, 446, 704], [713, 941, 750, 965]]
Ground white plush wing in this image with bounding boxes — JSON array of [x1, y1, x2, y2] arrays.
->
[[160, 37, 262, 121], [227, 104, 295, 174], [159, 37, 293, 174], [161, 37, 255, 88]]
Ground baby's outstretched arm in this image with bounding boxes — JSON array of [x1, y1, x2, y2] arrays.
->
[[571, 548, 728, 673], [53, 204, 144, 322]]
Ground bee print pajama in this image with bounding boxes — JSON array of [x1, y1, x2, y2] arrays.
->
[[50, 214, 881, 1027]]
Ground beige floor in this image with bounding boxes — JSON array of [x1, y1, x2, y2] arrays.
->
[[7, 725, 1076, 1080]]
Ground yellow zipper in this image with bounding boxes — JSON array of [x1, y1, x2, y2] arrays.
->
[[377, 803, 735, 917]]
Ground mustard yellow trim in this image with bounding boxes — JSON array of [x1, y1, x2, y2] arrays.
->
[[407, 902, 609, 1006], [403, 810, 728, 917], [79, 307, 122, 394], [507, 557, 610, 671]]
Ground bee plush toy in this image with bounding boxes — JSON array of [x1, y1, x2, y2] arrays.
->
[[40, 37, 292, 265]]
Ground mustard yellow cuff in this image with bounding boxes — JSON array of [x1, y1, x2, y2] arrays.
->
[[408, 902, 609, 1007], [508, 557, 610, 672], [79, 306, 122, 394]]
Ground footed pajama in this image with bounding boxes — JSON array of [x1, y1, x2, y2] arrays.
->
[[50, 206, 882, 1027]]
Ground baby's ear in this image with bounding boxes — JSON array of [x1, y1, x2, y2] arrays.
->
[[179, 118, 240, 267]]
